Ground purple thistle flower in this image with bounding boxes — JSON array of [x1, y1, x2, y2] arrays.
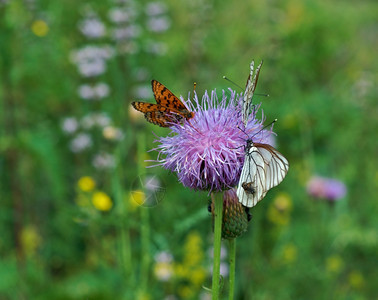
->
[[324, 179, 347, 200], [152, 89, 275, 192], [307, 176, 347, 201]]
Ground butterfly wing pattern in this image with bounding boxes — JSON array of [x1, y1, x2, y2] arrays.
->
[[237, 60, 289, 208], [144, 111, 172, 127], [242, 60, 263, 126], [237, 142, 289, 207], [131, 80, 195, 127]]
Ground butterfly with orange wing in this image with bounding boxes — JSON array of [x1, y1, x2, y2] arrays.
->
[[131, 80, 195, 127]]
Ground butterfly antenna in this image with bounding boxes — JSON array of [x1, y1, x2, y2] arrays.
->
[[190, 82, 197, 103], [251, 119, 277, 140], [237, 117, 277, 139], [223, 75, 269, 97], [234, 119, 276, 151], [223, 76, 243, 91], [236, 125, 250, 139], [257, 93, 269, 97]]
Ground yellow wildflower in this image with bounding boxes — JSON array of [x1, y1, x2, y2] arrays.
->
[[129, 190, 146, 210], [190, 267, 207, 285], [184, 232, 203, 266], [282, 112, 298, 129], [78, 176, 96, 192], [92, 191, 113, 211], [153, 262, 174, 281], [173, 231, 206, 294], [178, 285, 194, 299], [136, 291, 150, 300], [326, 255, 344, 274], [282, 243, 297, 264], [174, 263, 188, 278], [31, 20, 49, 37], [348, 271, 365, 289], [267, 193, 293, 226], [274, 193, 293, 211], [284, 0, 305, 30], [103, 126, 123, 140], [20, 225, 42, 257]]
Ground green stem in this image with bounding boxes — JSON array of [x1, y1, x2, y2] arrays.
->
[[211, 192, 223, 299], [140, 205, 150, 291], [228, 238, 236, 300], [137, 131, 150, 293], [113, 141, 135, 288]]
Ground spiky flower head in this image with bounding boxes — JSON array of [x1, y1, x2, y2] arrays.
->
[[153, 89, 274, 192]]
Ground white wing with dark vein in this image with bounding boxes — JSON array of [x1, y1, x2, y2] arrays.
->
[[242, 60, 263, 125], [237, 143, 289, 208]]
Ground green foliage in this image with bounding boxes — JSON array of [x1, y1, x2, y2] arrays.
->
[[0, 0, 377, 299]]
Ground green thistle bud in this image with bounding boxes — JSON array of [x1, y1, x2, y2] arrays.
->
[[209, 189, 251, 239]]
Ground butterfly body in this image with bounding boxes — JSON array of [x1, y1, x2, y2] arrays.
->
[[132, 80, 194, 127], [241, 182, 256, 195]]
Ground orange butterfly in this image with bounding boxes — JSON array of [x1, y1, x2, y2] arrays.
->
[[131, 80, 195, 127]]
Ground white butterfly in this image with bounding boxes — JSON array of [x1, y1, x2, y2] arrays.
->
[[242, 60, 263, 123], [236, 60, 289, 208]]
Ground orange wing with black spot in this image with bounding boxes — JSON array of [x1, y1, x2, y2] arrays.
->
[[132, 102, 168, 113], [131, 80, 195, 127], [144, 111, 170, 127], [144, 111, 186, 128], [151, 80, 188, 111]]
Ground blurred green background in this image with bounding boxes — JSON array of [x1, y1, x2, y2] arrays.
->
[[0, 0, 377, 299]]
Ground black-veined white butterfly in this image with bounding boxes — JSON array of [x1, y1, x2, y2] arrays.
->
[[236, 60, 289, 208], [242, 60, 263, 123]]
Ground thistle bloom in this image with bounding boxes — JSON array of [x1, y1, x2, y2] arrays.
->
[[307, 176, 347, 201], [153, 89, 275, 192]]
